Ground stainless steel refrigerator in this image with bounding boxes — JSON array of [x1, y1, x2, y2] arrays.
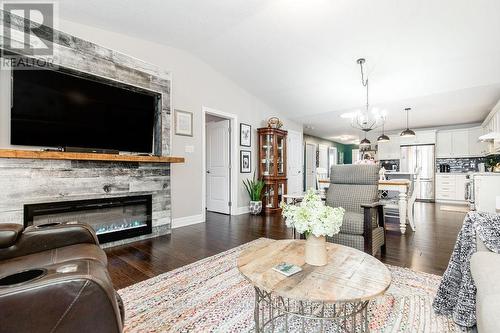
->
[[400, 145, 435, 201]]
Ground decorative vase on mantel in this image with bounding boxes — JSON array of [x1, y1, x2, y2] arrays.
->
[[305, 234, 328, 266]]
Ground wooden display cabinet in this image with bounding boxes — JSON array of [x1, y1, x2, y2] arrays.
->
[[257, 127, 287, 214]]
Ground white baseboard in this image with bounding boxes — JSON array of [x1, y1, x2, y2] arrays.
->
[[234, 206, 250, 215], [435, 200, 468, 205], [172, 213, 205, 228]]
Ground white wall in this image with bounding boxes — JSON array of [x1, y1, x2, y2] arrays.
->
[[0, 19, 302, 222]]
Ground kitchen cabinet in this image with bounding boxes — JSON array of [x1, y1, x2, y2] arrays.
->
[[377, 135, 400, 160], [452, 130, 469, 157], [489, 112, 500, 153], [436, 131, 453, 158], [436, 174, 467, 202], [455, 174, 467, 202], [481, 100, 500, 154], [468, 127, 489, 156], [436, 128, 487, 158], [484, 110, 499, 133], [400, 130, 436, 145]]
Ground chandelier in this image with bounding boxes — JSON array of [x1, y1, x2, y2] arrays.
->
[[348, 58, 385, 132]]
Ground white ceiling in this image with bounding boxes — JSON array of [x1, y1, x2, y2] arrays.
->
[[57, 0, 500, 142]]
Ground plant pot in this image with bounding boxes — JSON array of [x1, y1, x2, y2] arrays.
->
[[249, 201, 262, 215], [305, 235, 328, 266]]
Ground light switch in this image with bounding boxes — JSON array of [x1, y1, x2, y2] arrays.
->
[[185, 145, 195, 153]]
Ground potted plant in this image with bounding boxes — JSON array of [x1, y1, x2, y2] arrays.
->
[[243, 173, 265, 215], [281, 189, 345, 266], [486, 156, 500, 172]]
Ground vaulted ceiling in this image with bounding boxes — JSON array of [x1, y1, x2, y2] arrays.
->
[[58, 0, 500, 142]]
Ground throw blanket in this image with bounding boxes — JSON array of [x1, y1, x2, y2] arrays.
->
[[433, 211, 500, 327]]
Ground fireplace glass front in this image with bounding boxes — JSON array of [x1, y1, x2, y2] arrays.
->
[[24, 195, 152, 243]]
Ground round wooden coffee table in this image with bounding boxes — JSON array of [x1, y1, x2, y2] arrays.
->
[[237, 239, 391, 332]]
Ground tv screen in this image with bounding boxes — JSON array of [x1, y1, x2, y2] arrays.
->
[[11, 66, 158, 153]]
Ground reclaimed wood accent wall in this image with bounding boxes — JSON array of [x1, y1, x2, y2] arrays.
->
[[0, 10, 174, 235], [0, 159, 171, 227]]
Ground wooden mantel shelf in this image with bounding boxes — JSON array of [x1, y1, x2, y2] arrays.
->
[[0, 149, 185, 163]]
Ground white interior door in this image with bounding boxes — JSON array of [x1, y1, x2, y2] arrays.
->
[[206, 120, 230, 214], [287, 130, 303, 195], [352, 149, 360, 164], [318, 144, 329, 170], [328, 147, 338, 172], [305, 143, 317, 190]]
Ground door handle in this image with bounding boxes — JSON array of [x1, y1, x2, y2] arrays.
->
[[206, 170, 211, 174]]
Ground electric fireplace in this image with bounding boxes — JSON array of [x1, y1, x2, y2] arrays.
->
[[24, 195, 152, 243]]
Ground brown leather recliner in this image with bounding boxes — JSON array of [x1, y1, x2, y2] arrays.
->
[[0, 222, 124, 333]]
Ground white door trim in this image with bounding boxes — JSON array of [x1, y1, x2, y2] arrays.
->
[[202, 106, 238, 221], [287, 129, 304, 195], [305, 142, 317, 190]]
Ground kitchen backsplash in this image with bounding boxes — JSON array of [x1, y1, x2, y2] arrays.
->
[[436, 157, 486, 173], [380, 159, 400, 171]]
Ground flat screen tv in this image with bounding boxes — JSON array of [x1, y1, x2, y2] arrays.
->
[[11, 66, 158, 153]]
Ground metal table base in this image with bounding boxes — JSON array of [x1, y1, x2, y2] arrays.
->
[[254, 287, 370, 333]]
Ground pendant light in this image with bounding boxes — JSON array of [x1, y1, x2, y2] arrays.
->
[[377, 122, 390, 142], [360, 132, 371, 146], [400, 107, 416, 137]]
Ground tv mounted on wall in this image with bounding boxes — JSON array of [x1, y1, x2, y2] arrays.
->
[[11, 65, 159, 154]]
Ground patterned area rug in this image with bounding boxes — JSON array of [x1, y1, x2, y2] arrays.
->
[[119, 238, 467, 332]]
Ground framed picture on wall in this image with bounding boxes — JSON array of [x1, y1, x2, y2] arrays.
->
[[240, 123, 251, 147], [174, 110, 193, 137], [240, 150, 251, 173]]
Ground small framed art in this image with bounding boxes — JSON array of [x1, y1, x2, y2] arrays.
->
[[240, 150, 251, 173], [174, 110, 193, 137], [240, 123, 251, 147]]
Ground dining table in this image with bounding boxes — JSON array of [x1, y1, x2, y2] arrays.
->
[[293, 178, 414, 234], [378, 179, 414, 234]]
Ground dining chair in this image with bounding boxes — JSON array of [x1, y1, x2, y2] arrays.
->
[[325, 164, 386, 255], [316, 167, 329, 194]]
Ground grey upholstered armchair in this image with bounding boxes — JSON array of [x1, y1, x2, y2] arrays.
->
[[325, 164, 386, 255]]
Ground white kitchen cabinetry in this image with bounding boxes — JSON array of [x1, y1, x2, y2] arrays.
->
[[436, 131, 453, 158], [455, 174, 467, 202], [435, 174, 454, 201], [468, 127, 489, 156], [379, 131, 435, 160], [481, 100, 500, 154], [436, 128, 487, 158], [436, 174, 467, 203], [484, 110, 499, 133], [400, 130, 436, 145], [488, 112, 500, 154], [377, 135, 400, 160], [452, 130, 469, 157]]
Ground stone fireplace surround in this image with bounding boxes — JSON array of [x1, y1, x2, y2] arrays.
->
[[0, 10, 174, 247]]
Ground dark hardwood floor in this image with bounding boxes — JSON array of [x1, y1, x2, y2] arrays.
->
[[105, 202, 466, 289]]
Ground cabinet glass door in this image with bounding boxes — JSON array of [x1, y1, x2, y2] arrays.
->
[[261, 134, 274, 176], [263, 183, 275, 209], [277, 134, 285, 176], [277, 181, 286, 205]]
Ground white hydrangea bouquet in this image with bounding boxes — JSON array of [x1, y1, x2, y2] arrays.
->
[[281, 189, 345, 266], [281, 189, 344, 238]]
